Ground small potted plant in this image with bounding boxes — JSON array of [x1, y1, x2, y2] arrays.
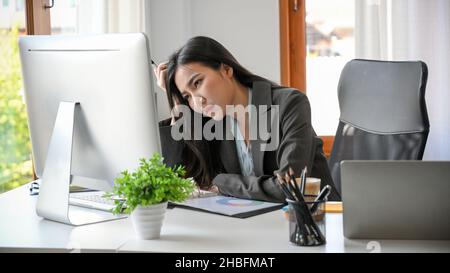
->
[[105, 153, 195, 239]]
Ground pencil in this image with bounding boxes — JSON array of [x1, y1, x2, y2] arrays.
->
[[288, 167, 302, 198], [310, 185, 332, 214], [285, 173, 299, 201], [300, 166, 307, 196], [276, 173, 295, 200]]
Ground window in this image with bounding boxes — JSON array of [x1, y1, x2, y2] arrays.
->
[[15, 0, 23, 12], [2, 0, 9, 8], [305, 0, 355, 136], [0, 0, 31, 194], [50, 0, 78, 34], [0, 0, 146, 194], [50, 0, 145, 35]]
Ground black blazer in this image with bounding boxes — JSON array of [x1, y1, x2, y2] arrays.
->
[[159, 81, 341, 202]]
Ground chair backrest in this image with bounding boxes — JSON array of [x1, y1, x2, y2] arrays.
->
[[328, 59, 429, 196]]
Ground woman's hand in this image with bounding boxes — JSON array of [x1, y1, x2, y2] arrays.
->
[[153, 61, 179, 125], [209, 185, 220, 193], [153, 61, 168, 92]]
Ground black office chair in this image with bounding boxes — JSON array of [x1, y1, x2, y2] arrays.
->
[[328, 59, 429, 196]]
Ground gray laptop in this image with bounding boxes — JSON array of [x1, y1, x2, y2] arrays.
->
[[341, 161, 450, 240]]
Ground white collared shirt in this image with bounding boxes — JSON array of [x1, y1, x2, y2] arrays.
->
[[231, 88, 255, 177]]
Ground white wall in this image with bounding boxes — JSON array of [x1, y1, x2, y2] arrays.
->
[[145, 0, 280, 121]]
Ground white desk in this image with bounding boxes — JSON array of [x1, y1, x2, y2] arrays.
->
[[0, 183, 132, 252], [1, 183, 449, 253], [118, 207, 450, 253]]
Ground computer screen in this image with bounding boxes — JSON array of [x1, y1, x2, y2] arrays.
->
[[19, 33, 161, 191]]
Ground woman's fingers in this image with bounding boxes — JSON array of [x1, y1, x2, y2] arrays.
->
[[153, 62, 167, 76], [152, 61, 182, 125], [209, 185, 220, 193]]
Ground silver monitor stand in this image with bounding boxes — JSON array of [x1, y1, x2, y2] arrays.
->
[[36, 102, 126, 226]]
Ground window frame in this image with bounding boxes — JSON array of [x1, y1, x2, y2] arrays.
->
[[24, 0, 50, 180], [25, 0, 50, 35], [279, 0, 334, 158]]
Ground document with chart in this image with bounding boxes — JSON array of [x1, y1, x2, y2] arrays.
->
[[170, 196, 285, 218]]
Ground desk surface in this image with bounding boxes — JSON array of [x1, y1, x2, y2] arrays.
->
[[1, 183, 449, 253], [0, 183, 130, 252]]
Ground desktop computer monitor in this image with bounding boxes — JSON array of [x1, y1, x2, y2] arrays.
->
[[19, 33, 161, 225]]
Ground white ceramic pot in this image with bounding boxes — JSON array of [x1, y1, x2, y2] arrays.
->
[[130, 202, 168, 240]]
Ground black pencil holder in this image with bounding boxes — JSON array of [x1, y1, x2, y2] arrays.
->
[[287, 196, 327, 246]]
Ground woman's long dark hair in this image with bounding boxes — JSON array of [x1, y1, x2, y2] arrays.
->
[[165, 36, 280, 189]]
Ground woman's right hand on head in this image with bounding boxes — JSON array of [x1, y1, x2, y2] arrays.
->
[[153, 61, 180, 125], [153, 61, 168, 92]]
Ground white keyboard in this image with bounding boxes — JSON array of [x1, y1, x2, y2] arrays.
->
[[69, 189, 214, 212], [69, 192, 117, 212]]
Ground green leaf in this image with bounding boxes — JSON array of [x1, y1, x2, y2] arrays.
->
[[106, 153, 195, 214]]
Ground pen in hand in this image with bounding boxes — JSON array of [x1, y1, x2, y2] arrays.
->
[[151, 59, 157, 69]]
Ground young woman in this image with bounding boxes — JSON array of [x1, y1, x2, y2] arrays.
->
[[154, 36, 340, 203]]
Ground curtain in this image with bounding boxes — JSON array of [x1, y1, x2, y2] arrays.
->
[[355, 0, 450, 159], [76, 0, 145, 33]]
